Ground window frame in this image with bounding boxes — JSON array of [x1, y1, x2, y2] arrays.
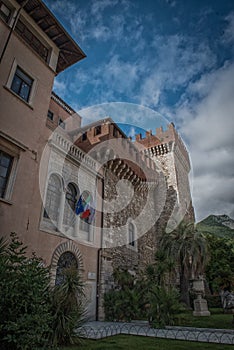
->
[[43, 173, 62, 224], [6, 60, 37, 106], [127, 221, 137, 250], [47, 110, 54, 121], [63, 182, 78, 227], [82, 132, 87, 141], [0, 1, 12, 24], [10, 66, 33, 103], [15, 18, 49, 63], [113, 127, 118, 138], [0, 142, 19, 202], [58, 118, 65, 129], [94, 125, 101, 136]]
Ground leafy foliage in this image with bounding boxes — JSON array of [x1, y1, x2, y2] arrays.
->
[[104, 258, 182, 327], [0, 233, 85, 349], [159, 221, 208, 307], [49, 267, 86, 347], [205, 234, 234, 293], [147, 286, 182, 327], [0, 233, 52, 350], [104, 269, 142, 321]]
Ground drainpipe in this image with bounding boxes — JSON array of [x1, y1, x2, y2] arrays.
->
[[0, 0, 29, 64], [96, 175, 104, 321]]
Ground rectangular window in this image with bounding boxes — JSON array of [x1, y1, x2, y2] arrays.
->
[[47, 110, 54, 121], [10, 67, 33, 102], [0, 150, 13, 198], [58, 118, 65, 129], [0, 2, 11, 23], [94, 125, 101, 136], [113, 127, 118, 137], [82, 132, 87, 141], [15, 19, 49, 62]]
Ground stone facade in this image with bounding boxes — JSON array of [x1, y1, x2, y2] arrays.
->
[[135, 124, 195, 231], [73, 119, 189, 320]]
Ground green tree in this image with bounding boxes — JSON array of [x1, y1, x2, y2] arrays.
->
[[159, 221, 208, 307], [145, 249, 175, 288], [205, 234, 234, 294]]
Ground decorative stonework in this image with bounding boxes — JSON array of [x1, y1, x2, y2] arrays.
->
[[50, 240, 84, 285]]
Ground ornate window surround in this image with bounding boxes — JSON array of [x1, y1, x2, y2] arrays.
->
[[50, 241, 84, 286]]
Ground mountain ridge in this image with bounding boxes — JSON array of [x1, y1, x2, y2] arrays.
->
[[197, 214, 234, 239]]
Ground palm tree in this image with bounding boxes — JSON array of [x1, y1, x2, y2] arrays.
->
[[159, 221, 208, 307]]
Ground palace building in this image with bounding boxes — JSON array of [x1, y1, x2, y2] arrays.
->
[[0, 0, 194, 320]]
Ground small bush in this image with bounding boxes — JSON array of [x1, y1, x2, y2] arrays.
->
[[49, 267, 86, 347], [148, 286, 182, 327], [206, 295, 222, 308], [0, 234, 86, 349], [0, 234, 52, 350]]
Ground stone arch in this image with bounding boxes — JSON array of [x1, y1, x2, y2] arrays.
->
[[50, 240, 84, 285]]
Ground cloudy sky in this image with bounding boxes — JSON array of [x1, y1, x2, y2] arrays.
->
[[44, 0, 234, 222]]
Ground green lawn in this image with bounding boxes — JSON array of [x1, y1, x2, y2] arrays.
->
[[61, 335, 233, 350], [61, 308, 233, 349], [174, 308, 234, 329]]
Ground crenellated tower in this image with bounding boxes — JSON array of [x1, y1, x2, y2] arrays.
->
[[134, 123, 195, 228]]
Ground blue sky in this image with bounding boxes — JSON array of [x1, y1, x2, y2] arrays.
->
[[44, 0, 234, 221]]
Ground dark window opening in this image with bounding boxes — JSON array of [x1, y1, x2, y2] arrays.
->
[[94, 125, 101, 136], [11, 67, 33, 102], [82, 132, 87, 141], [59, 118, 65, 129], [47, 110, 54, 121], [129, 222, 135, 247], [55, 252, 78, 285], [0, 150, 13, 198], [0, 2, 11, 23], [113, 127, 118, 137]]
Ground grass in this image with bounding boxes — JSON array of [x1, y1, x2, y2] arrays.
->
[[60, 308, 234, 349], [61, 335, 234, 350], [174, 308, 234, 329]]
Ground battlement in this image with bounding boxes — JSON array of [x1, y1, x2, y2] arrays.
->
[[135, 123, 190, 165], [135, 123, 176, 144]]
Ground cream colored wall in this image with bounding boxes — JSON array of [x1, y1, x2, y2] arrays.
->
[[0, 13, 99, 319]]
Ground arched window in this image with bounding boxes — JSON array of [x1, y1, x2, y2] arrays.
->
[[79, 191, 92, 233], [64, 183, 78, 226], [129, 222, 135, 247], [55, 251, 78, 285], [43, 174, 61, 223]]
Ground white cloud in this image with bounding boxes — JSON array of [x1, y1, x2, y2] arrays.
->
[[178, 62, 234, 221], [91, 0, 118, 19], [138, 34, 216, 107], [128, 126, 136, 138], [53, 78, 68, 97], [222, 12, 234, 45]]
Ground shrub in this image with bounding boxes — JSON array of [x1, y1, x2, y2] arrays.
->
[[104, 288, 143, 322], [206, 295, 222, 308], [0, 233, 52, 350], [147, 286, 182, 327], [49, 267, 86, 347]]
